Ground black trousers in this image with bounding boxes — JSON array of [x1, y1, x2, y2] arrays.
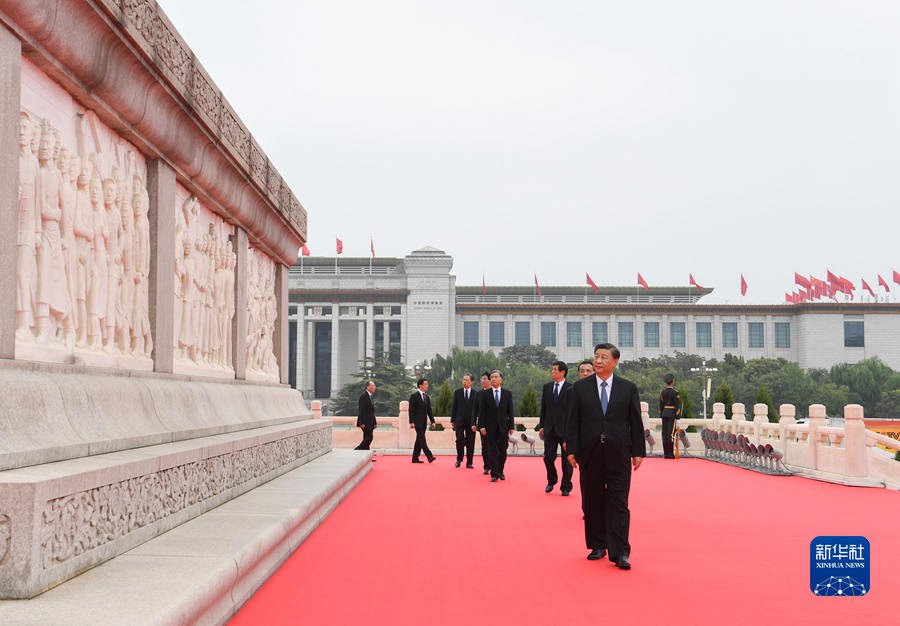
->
[[412, 425, 434, 461], [661, 417, 676, 458], [455, 427, 475, 464], [485, 429, 509, 478], [543, 430, 573, 490], [479, 431, 489, 470], [354, 426, 373, 450], [580, 439, 633, 560]]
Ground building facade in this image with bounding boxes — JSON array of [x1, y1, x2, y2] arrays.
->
[[289, 248, 900, 399]]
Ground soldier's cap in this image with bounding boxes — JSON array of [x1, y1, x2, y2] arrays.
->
[[663, 373, 675, 384]]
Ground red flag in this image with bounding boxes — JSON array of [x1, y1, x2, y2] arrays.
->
[[894, 270, 900, 286], [689, 274, 702, 291], [797, 288, 807, 302], [586, 273, 599, 294], [861, 278, 875, 298], [740, 274, 748, 296], [826, 269, 840, 286], [878, 274, 890, 292], [794, 273, 810, 289], [301, 244, 310, 257], [370, 237, 375, 260], [482, 274, 486, 296], [637, 273, 649, 291], [336, 237, 343, 254], [534, 274, 542, 297], [785, 292, 794, 303]]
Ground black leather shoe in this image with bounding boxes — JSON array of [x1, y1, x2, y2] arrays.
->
[[587, 548, 607, 561], [466, 464, 474, 469], [499, 474, 505, 481], [483, 469, 490, 475], [561, 489, 571, 496], [490, 476, 498, 482], [412, 459, 424, 463], [615, 555, 631, 570], [455, 460, 461, 467], [545, 484, 554, 493], [428, 457, 436, 463]]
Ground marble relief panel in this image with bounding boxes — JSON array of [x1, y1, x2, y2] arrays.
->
[[173, 186, 236, 374], [16, 59, 152, 367], [246, 245, 278, 379]]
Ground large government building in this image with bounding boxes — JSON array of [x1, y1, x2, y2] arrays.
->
[[288, 247, 900, 400]]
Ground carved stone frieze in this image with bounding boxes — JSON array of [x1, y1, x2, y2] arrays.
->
[[0, 514, 10, 565], [246, 246, 279, 378], [39, 428, 329, 569]]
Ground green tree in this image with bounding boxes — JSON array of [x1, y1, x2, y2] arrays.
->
[[500, 344, 557, 369], [330, 355, 415, 416], [519, 382, 539, 417], [874, 390, 900, 419], [677, 383, 694, 420], [755, 385, 778, 422], [433, 380, 453, 417], [712, 381, 735, 418]]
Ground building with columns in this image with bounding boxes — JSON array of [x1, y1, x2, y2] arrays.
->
[[289, 248, 900, 400]]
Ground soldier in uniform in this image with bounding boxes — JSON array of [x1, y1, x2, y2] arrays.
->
[[659, 374, 681, 459]]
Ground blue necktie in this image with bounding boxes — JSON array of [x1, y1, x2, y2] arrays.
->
[[600, 381, 608, 414], [553, 383, 559, 403], [494, 389, 500, 407]]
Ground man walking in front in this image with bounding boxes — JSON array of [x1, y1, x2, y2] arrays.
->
[[355, 380, 377, 451], [409, 378, 436, 463], [478, 370, 514, 482], [567, 343, 646, 570], [539, 361, 573, 495], [451, 374, 478, 468]]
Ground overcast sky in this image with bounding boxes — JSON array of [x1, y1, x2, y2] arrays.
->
[[160, 0, 899, 304]]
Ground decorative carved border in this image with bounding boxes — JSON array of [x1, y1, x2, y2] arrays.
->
[[39, 428, 330, 569], [97, 0, 306, 239]]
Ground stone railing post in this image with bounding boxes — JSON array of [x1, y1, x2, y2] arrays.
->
[[731, 403, 746, 434], [311, 400, 322, 420], [640, 401, 650, 431], [398, 401, 410, 449], [711, 402, 725, 430], [753, 403, 768, 444], [808, 404, 827, 470], [778, 404, 795, 460], [843, 404, 868, 478]]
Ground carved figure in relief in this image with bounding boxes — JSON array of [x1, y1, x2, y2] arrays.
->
[[178, 238, 197, 361], [117, 175, 135, 353], [35, 120, 69, 344], [16, 112, 39, 340], [200, 233, 214, 362], [0, 514, 9, 565], [212, 248, 227, 366], [132, 178, 153, 357], [224, 242, 236, 366], [174, 196, 197, 351], [59, 147, 78, 346], [73, 158, 93, 347], [102, 176, 122, 352], [87, 171, 108, 349]]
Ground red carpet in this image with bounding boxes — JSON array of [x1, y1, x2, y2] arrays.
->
[[231, 455, 900, 625]]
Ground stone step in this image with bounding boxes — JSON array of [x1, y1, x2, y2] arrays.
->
[[0, 448, 373, 625]]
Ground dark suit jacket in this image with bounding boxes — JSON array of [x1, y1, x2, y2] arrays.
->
[[450, 387, 477, 431], [356, 392, 376, 429], [567, 374, 646, 467], [477, 387, 515, 435], [539, 380, 571, 437], [408, 391, 435, 429]]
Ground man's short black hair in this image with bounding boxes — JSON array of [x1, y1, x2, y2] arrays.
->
[[594, 342, 621, 360], [552, 360, 568, 376], [417, 377, 427, 388], [481, 371, 490, 379]]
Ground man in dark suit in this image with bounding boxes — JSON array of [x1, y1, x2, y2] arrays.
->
[[567, 343, 645, 570], [477, 370, 515, 482], [409, 377, 436, 463], [354, 380, 377, 451], [539, 361, 573, 495], [659, 373, 681, 459], [450, 373, 478, 468], [476, 372, 492, 474]]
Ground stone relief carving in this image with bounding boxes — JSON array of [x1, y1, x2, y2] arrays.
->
[[174, 193, 236, 370], [0, 514, 10, 565], [246, 246, 279, 377], [15, 110, 152, 359], [39, 429, 330, 569]]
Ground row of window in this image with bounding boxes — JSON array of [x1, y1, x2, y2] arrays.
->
[[463, 320, 795, 349]]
